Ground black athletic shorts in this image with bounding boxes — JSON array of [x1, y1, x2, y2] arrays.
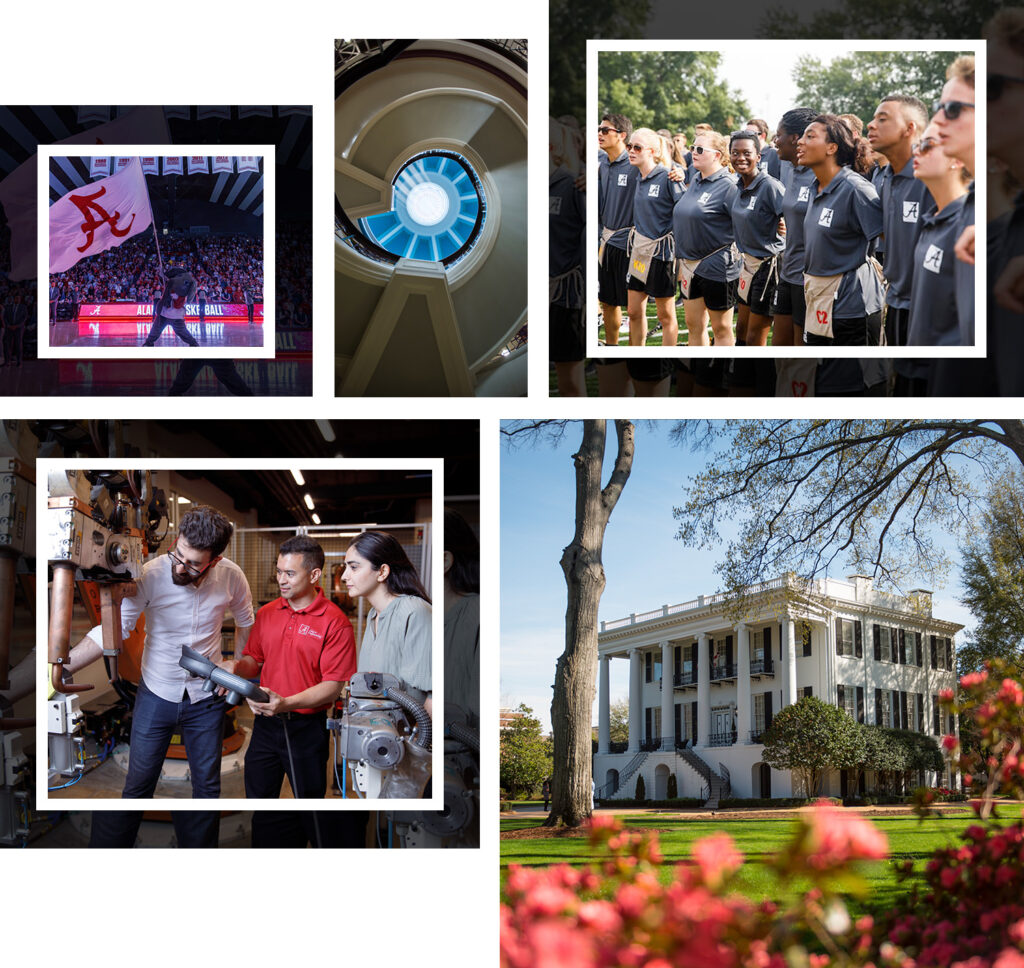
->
[[771, 280, 806, 329], [688, 273, 738, 311], [626, 359, 676, 383], [598, 244, 630, 308], [738, 258, 776, 316], [549, 304, 585, 363], [804, 311, 883, 347], [692, 357, 727, 390], [626, 255, 675, 299]]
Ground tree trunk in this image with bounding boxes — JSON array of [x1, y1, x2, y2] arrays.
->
[[546, 420, 634, 827]]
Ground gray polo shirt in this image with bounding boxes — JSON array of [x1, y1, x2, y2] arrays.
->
[[549, 165, 585, 304], [879, 157, 935, 309], [672, 168, 741, 282], [989, 193, 1024, 394], [632, 164, 684, 260], [908, 195, 966, 347], [598, 149, 638, 251], [759, 144, 782, 180], [779, 165, 817, 284], [954, 183, 975, 344], [803, 166, 884, 317], [731, 170, 785, 258]]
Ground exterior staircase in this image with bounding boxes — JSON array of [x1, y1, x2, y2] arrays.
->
[[597, 749, 649, 800], [677, 747, 731, 809]]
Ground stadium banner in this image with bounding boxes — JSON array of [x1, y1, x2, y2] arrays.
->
[[77, 107, 111, 124], [212, 156, 235, 174], [141, 156, 160, 175], [165, 106, 190, 119], [279, 106, 312, 115], [239, 106, 273, 117], [197, 106, 231, 119], [89, 156, 111, 179], [163, 156, 184, 175], [114, 157, 133, 172], [237, 156, 260, 173], [50, 158, 154, 273], [77, 302, 264, 322], [187, 156, 209, 174]]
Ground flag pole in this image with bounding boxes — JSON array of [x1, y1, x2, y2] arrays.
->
[[140, 158, 163, 277]]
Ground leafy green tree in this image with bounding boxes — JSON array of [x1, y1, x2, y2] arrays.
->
[[598, 51, 749, 134], [958, 475, 1024, 676], [762, 696, 862, 796], [792, 51, 965, 127], [500, 704, 553, 800], [549, 0, 652, 120], [760, 0, 999, 42]]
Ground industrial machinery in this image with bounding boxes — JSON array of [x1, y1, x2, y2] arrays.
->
[[46, 468, 167, 784], [329, 671, 432, 799]]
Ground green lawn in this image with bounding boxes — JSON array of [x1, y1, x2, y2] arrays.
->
[[501, 807, 1024, 918]]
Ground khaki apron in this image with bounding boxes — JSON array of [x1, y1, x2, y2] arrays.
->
[[738, 252, 766, 303], [677, 242, 736, 299], [598, 226, 616, 266], [803, 271, 844, 340], [627, 227, 674, 285]]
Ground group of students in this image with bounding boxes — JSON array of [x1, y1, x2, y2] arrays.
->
[[548, 54, 977, 397]]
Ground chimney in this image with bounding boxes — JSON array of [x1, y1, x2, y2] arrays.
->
[[847, 575, 873, 602], [907, 588, 933, 617]]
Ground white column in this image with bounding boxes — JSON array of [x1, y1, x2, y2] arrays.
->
[[598, 653, 611, 754], [782, 618, 797, 707], [661, 640, 674, 750], [628, 648, 642, 752], [736, 623, 751, 744], [697, 632, 710, 747]]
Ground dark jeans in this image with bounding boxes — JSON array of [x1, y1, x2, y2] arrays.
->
[[244, 713, 368, 848], [89, 679, 225, 848], [169, 360, 253, 396], [144, 313, 199, 346]]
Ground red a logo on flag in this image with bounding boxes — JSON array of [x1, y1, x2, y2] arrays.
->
[[70, 186, 136, 251]]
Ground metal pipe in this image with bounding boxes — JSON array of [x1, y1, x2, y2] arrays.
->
[[48, 562, 92, 694], [99, 584, 123, 683], [0, 550, 16, 691]]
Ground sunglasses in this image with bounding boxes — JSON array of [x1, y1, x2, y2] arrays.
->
[[597, 126, 622, 134], [912, 138, 940, 156], [694, 145, 717, 155], [989, 73, 1024, 101], [625, 142, 649, 152], [933, 99, 975, 120]]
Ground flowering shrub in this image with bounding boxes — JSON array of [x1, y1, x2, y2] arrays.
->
[[501, 662, 1024, 968]]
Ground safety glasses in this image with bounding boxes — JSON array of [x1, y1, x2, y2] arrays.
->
[[933, 99, 975, 120]]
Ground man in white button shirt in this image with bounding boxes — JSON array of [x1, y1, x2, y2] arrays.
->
[[65, 504, 254, 847]]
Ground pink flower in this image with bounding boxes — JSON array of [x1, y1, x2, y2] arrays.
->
[[691, 832, 744, 888], [803, 801, 889, 869], [994, 950, 1024, 968], [960, 671, 988, 689], [942, 734, 959, 752]]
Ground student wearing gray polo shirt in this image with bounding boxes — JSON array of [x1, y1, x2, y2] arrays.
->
[[866, 94, 931, 375], [671, 130, 740, 350], [770, 107, 820, 347], [597, 113, 638, 348], [797, 114, 884, 350], [625, 127, 685, 347], [905, 124, 971, 394]]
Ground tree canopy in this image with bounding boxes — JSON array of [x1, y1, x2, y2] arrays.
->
[[598, 51, 750, 135], [674, 420, 1024, 597], [762, 696, 863, 796], [791, 51, 964, 127], [500, 703, 552, 800]]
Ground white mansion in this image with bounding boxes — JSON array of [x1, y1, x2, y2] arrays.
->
[[594, 574, 961, 805]]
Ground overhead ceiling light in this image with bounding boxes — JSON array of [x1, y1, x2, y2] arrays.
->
[[304, 493, 315, 510], [316, 419, 336, 442], [177, 496, 191, 504], [290, 469, 305, 486], [311, 513, 321, 525]]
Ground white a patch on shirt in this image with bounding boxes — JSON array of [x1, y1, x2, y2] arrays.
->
[[648, 184, 660, 197], [747, 196, 757, 209], [549, 196, 562, 215], [699, 191, 712, 204], [818, 207, 834, 227], [923, 244, 944, 274], [903, 200, 920, 222], [617, 173, 628, 186], [798, 186, 811, 202]]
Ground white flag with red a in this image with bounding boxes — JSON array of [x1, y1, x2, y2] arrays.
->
[[49, 157, 153, 274]]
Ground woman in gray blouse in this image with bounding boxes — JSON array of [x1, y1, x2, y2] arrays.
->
[[343, 531, 432, 713]]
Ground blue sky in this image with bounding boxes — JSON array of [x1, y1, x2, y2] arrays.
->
[[500, 421, 978, 734]]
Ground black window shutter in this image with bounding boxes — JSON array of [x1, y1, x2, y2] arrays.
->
[[645, 652, 652, 682], [933, 696, 940, 735], [898, 629, 907, 664], [765, 691, 773, 729], [837, 684, 845, 709], [857, 686, 865, 724], [874, 624, 881, 660], [691, 702, 698, 743], [900, 691, 909, 729], [915, 632, 923, 667], [916, 694, 924, 733], [836, 617, 843, 655], [764, 625, 772, 653], [674, 645, 681, 673], [674, 703, 681, 740], [854, 621, 862, 658], [890, 627, 899, 664], [945, 638, 952, 671], [726, 635, 734, 670], [930, 635, 937, 668], [875, 688, 883, 726], [779, 624, 783, 660], [645, 707, 652, 741]]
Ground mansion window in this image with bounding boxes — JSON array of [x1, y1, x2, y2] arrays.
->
[[835, 618, 861, 657], [930, 635, 954, 671], [837, 683, 860, 722]]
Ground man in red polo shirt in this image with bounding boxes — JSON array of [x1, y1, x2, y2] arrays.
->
[[228, 534, 355, 846]]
